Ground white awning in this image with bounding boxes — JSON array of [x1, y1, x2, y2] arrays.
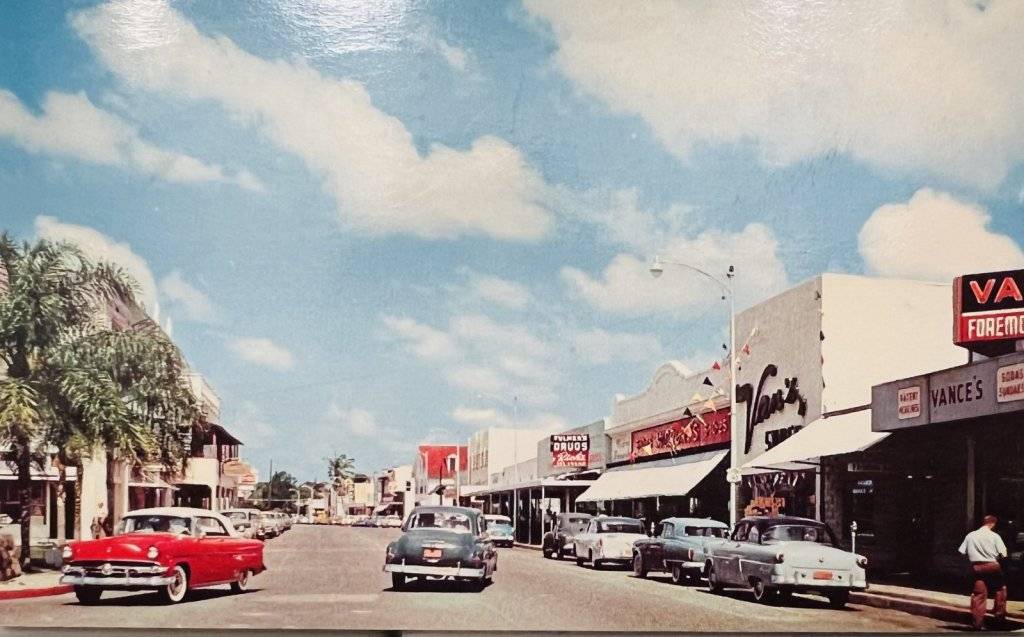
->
[[576, 451, 727, 503], [741, 409, 887, 474]]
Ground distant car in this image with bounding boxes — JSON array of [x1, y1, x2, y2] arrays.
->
[[705, 516, 868, 607], [280, 512, 293, 531], [573, 516, 647, 569], [542, 512, 593, 560], [383, 506, 497, 590], [222, 508, 269, 540], [484, 514, 514, 547], [353, 517, 376, 527], [382, 515, 403, 528], [60, 507, 265, 604], [297, 515, 310, 524], [632, 517, 729, 583]]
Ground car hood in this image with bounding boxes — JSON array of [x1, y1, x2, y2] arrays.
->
[[770, 541, 861, 568], [395, 529, 476, 553], [68, 533, 188, 561]]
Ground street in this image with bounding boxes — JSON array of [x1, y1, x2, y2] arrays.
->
[[2, 525, 960, 631]]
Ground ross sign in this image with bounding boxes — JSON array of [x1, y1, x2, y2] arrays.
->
[[997, 362, 1024, 403], [954, 269, 1024, 355], [550, 434, 590, 468], [897, 386, 922, 419], [631, 409, 730, 460], [238, 472, 257, 485], [736, 364, 808, 454]]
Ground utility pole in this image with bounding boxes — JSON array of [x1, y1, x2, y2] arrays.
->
[[268, 458, 274, 510]]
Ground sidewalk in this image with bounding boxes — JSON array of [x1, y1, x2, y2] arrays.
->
[[0, 569, 71, 601], [851, 582, 1024, 629]]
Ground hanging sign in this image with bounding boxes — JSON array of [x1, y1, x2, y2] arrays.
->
[[954, 269, 1024, 355], [630, 409, 730, 460]]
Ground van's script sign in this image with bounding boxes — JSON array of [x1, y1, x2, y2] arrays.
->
[[736, 364, 808, 454]]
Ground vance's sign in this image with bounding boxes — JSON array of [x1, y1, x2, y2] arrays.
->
[[954, 269, 1024, 355]]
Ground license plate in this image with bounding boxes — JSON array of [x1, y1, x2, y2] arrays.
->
[[423, 548, 442, 559], [813, 570, 833, 580]]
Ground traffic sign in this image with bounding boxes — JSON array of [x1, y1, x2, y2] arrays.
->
[[726, 467, 742, 484]]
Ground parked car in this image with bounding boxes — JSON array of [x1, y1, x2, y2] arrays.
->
[[632, 517, 729, 583], [280, 512, 293, 531], [297, 515, 310, 525], [383, 506, 497, 590], [574, 516, 647, 569], [705, 516, 868, 608], [222, 508, 269, 540], [541, 512, 592, 559], [60, 507, 265, 605], [381, 515, 403, 528], [353, 517, 376, 528], [483, 514, 514, 547]]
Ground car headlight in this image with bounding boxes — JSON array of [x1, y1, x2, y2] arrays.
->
[[147, 546, 159, 560], [774, 552, 785, 563], [856, 556, 868, 568], [62, 545, 73, 560]]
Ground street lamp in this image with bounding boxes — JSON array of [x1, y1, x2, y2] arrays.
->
[[648, 256, 740, 526]]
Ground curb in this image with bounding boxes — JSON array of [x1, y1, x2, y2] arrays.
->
[[513, 542, 541, 551], [0, 584, 72, 601], [850, 591, 1024, 627]]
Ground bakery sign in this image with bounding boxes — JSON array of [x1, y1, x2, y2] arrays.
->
[[550, 434, 590, 468], [954, 268, 1024, 355]]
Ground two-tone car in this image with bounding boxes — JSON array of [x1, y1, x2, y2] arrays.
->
[[573, 516, 647, 569], [60, 507, 265, 604], [632, 517, 729, 584], [541, 512, 592, 560], [383, 506, 497, 590], [705, 515, 867, 607], [483, 514, 514, 547]]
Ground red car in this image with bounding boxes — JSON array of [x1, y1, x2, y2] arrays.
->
[[60, 506, 266, 604]]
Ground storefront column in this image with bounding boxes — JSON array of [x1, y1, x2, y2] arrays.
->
[[815, 470, 822, 521], [966, 434, 976, 532]]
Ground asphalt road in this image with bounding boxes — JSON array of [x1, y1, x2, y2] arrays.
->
[[1, 524, 961, 632]]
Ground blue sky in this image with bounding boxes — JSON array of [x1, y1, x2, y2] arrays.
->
[[2, 0, 1022, 482]]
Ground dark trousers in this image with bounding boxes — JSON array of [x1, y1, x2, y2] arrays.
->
[[970, 561, 1007, 629]]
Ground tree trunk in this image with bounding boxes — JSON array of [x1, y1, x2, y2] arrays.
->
[[74, 463, 83, 540], [55, 462, 67, 543], [16, 446, 33, 571]]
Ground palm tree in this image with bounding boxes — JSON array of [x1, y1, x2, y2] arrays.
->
[[251, 471, 298, 510], [327, 454, 355, 496], [0, 234, 198, 568]]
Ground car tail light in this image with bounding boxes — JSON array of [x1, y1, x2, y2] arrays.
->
[[596, 539, 603, 550], [62, 545, 72, 560], [856, 556, 868, 567], [774, 552, 784, 563]]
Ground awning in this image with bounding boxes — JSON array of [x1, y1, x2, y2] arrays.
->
[[576, 450, 727, 503], [741, 409, 887, 474]]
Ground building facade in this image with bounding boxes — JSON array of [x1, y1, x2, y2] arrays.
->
[[413, 444, 467, 506]]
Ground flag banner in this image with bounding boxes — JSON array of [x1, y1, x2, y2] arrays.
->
[[703, 376, 714, 386], [630, 408, 730, 460]]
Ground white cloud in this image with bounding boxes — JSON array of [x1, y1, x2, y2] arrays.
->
[[451, 314, 549, 360], [526, 1, 1024, 190], [447, 365, 505, 394], [435, 38, 469, 72], [327, 405, 379, 437], [567, 327, 664, 365], [227, 337, 295, 370], [562, 223, 789, 315], [451, 405, 568, 433], [859, 188, 1024, 282], [451, 406, 502, 427], [232, 401, 278, 450], [34, 215, 160, 315], [469, 274, 533, 310], [73, 0, 551, 240], [0, 89, 262, 191], [158, 270, 218, 323], [380, 315, 458, 360]]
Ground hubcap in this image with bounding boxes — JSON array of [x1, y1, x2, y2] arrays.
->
[[169, 569, 185, 598]]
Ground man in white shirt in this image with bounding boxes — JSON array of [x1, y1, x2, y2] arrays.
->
[[958, 515, 1008, 630]]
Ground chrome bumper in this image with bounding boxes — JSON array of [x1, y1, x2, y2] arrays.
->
[[60, 574, 174, 588], [384, 563, 486, 578]]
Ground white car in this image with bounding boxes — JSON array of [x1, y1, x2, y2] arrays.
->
[[574, 516, 647, 569]]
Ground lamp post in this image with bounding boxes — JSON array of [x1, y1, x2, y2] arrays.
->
[[649, 256, 740, 525]]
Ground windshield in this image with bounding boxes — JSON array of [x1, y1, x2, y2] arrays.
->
[[490, 523, 513, 532], [486, 516, 511, 525], [118, 515, 191, 535], [598, 520, 643, 534], [408, 511, 474, 533], [225, 512, 249, 522], [683, 526, 728, 538], [762, 524, 835, 545]]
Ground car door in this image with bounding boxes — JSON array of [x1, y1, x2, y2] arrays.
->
[[577, 520, 596, 556], [648, 522, 669, 570], [716, 522, 749, 585], [196, 516, 234, 584]]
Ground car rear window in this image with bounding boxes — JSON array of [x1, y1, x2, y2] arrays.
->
[[597, 520, 643, 533]]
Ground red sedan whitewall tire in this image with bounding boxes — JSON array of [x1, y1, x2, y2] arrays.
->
[[231, 569, 250, 593], [159, 565, 189, 604]]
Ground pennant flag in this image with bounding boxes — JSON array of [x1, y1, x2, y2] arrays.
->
[[690, 392, 703, 403], [722, 342, 728, 351], [750, 326, 759, 338], [703, 398, 717, 411], [820, 330, 825, 341], [703, 376, 714, 386], [693, 411, 707, 426], [682, 407, 694, 418], [711, 360, 722, 371], [742, 343, 751, 356]]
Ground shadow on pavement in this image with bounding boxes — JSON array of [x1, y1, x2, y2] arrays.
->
[[388, 578, 494, 594], [64, 588, 261, 607], [695, 588, 861, 611]]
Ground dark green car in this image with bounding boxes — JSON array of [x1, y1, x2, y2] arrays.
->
[[383, 506, 497, 590]]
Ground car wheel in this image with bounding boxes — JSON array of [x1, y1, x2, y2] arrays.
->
[[590, 551, 602, 570], [391, 573, 405, 590], [751, 578, 773, 604], [556, 545, 565, 561], [74, 586, 102, 605], [826, 589, 850, 609], [159, 565, 189, 604], [542, 545, 552, 559], [632, 553, 647, 578], [576, 553, 586, 566], [776, 589, 793, 605], [706, 562, 724, 593], [230, 569, 250, 593], [671, 564, 685, 585]]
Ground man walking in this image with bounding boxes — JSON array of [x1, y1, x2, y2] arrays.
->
[[959, 515, 1008, 630]]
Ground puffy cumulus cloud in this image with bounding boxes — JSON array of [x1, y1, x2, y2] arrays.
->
[[468, 274, 533, 310], [567, 327, 664, 365], [859, 188, 1024, 282], [326, 404, 380, 437], [526, 1, 1024, 190], [227, 337, 295, 370], [73, 0, 551, 240], [380, 315, 458, 360], [158, 270, 218, 323], [34, 215, 160, 315], [451, 314, 550, 360], [0, 89, 262, 191], [561, 223, 789, 315]]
